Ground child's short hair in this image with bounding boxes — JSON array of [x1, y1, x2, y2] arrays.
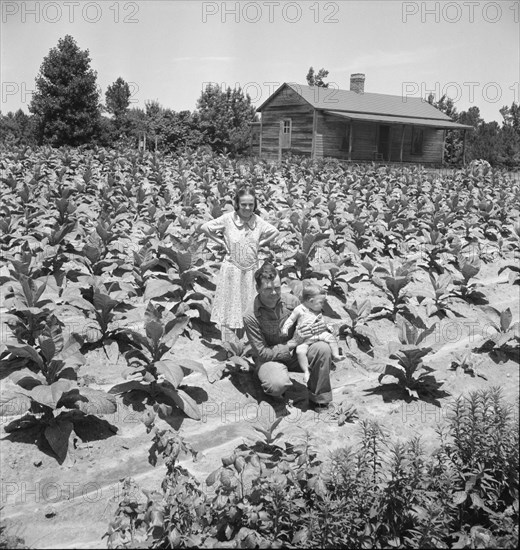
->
[[254, 262, 279, 287], [301, 282, 324, 302]]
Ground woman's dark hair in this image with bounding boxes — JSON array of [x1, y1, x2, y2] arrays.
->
[[254, 262, 279, 288], [233, 185, 258, 212]]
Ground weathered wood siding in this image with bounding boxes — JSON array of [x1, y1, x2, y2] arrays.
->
[[249, 121, 261, 156], [315, 112, 444, 164], [315, 113, 377, 161], [259, 87, 314, 161], [314, 113, 349, 160], [392, 126, 444, 163]]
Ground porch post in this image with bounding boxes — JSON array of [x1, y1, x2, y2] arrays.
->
[[441, 129, 446, 165], [311, 110, 317, 160], [400, 125, 405, 162], [348, 122, 353, 161], [278, 120, 283, 163], [259, 117, 263, 158], [462, 129, 467, 166]]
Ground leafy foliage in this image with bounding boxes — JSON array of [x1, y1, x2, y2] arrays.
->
[[29, 35, 101, 146], [106, 387, 519, 548], [105, 77, 131, 120], [378, 317, 440, 400], [196, 84, 257, 155], [306, 67, 330, 87], [109, 302, 207, 420], [1, 317, 117, 463]]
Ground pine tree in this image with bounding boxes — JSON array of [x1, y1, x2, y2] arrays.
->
[[306, 67, 330, 87], [106, 77, 131, 120], [29, 35, 101, 146]]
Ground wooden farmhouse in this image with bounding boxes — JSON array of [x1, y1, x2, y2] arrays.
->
[[254, 74, 472, 164]]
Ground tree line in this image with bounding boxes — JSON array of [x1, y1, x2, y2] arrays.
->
[[0, 35, 256, 156], [1, 36, 518, 167], [427, 95, 520, 168]]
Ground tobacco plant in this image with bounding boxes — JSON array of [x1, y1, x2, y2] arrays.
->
[[343, 218, 375, 259], [220, 339, 254, 373], [156, 240, 214, 329], [109, 302, 207, 420], [413, 272, 461, 319], [115, 242, 160, 298], [309, 253, 356, 300], [0, 317, 117, 463], [280, 209, 328, 280], [476, 306, 520, 362], [449, 349, 486, 379], [338, 298, 380, 353], [498, 221, 520, 285], [450, 254, 487, 304], [417, 228, 450, 274], [76, 233, 122, 277], [68, 282, 133, 349], [2, 274, 55, 346], [373, 260, 416, 321], [378, 317, 440, 400], [355, 259, 390, 288]]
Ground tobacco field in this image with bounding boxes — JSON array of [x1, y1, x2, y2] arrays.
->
[[0, 146, 519, 549]]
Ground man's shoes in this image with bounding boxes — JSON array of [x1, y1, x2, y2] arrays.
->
[[311, 402, 332, 414]]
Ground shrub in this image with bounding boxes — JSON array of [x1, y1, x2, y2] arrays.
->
[[105, 388, 518, 548]]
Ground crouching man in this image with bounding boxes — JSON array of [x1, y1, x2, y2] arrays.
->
[[242, 262, 333, 411]]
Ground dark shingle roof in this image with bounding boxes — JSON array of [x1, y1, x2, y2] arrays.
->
[[258, 83, 472, 128]]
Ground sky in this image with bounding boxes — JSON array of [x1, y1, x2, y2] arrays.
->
[[1, 0, 518, 123]]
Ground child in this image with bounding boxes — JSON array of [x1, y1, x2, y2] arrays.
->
[[281, 283, 342, 383]]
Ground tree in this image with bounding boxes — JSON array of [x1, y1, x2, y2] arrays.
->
[[196, 85, 256, 155], [427, 93, 458, 120], [471, 121, 501, 164], [0, 109, 35, 145], [306, 67, 330, 87], [500, 102, 520, 136], [458, 106, 483, 129], [452, 107, 481, 165], [106, 77, 131, 120], [119, 102, 203, 152], [497, 102, 520, 167], [29, 35, 101, 146], [428, 93, 461, 164], [160, 110, 204, 151]]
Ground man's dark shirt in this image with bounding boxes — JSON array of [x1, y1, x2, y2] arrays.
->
[[243, 293, 299, 365]]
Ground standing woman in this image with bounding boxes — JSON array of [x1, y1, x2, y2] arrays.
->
[[200, 185, 279, 340]]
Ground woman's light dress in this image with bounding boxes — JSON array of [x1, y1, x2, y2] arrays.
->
[[203, 211, 278, 329]]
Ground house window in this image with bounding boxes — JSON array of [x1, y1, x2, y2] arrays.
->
[[411, 127, 424, 155], [280, 119, 291, 148]]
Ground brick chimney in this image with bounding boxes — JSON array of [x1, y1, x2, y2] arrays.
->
[[350, 73, 365, 94]]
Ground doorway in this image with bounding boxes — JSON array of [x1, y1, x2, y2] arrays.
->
[[377, 125, 390, 161]]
